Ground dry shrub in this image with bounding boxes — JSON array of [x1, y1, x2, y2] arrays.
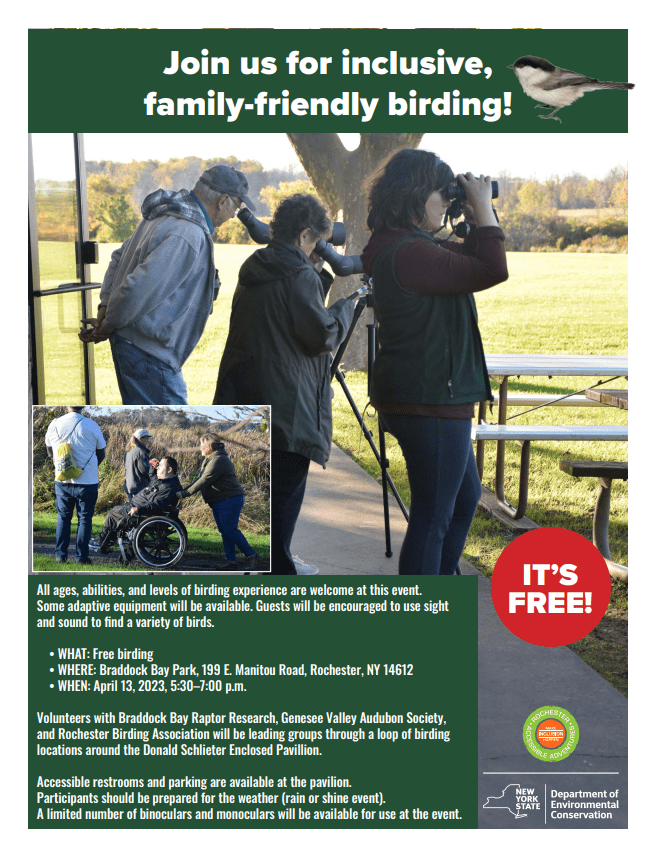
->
[[177, 484, 269, 536]]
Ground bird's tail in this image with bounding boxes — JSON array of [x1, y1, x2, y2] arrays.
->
[[592, 81, 635, 90]]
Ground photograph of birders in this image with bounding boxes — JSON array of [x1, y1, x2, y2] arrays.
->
[[30, 134, 626, 585], [32, 406, 270, 575]]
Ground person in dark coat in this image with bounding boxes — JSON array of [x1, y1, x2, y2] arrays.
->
[[90, 457, 182, 553], [361, 148, 509, 575], [124, 428, 153, 502], [214, 194, 355, 575], [177, 433, 258, 570]]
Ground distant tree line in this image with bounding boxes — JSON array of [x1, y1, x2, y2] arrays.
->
[[85, 155, 310, 243], [497, 166, 627, 213], [35, 155, 628, 253], [494, 167, 628, 252]]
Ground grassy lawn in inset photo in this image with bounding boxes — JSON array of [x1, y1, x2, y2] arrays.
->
[[33, 511, 270, 573]]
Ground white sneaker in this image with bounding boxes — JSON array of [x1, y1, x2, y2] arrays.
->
[[292, 555, 319, 575]]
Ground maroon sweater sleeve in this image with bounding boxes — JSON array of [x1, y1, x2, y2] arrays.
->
[[394, 226, 508, 295]]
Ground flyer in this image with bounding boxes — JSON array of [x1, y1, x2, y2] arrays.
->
[[21, 17, 648, 853]]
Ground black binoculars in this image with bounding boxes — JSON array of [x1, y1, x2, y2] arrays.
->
[[446, 180, 499, 201]]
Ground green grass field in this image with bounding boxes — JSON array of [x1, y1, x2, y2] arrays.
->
[[44, 246, 629, 572], [35, 244, 628, 692], [46, 244, 628, 406], [331, 253, 627, 561]]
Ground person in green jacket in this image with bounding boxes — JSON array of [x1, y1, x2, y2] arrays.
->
[[213, 194, 355, 575], [361, 149, 509, 575], [178, 433, 258, 570]]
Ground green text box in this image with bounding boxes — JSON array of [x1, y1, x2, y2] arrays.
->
[[30, 575, 478, 828]]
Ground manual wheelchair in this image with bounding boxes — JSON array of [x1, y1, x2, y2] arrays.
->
[[112, 501, 188, 571]]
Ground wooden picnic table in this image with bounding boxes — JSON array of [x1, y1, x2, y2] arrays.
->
[[475, 354, 628, 522], [585, 388, 628, 410], [559, 459, 628, 579]]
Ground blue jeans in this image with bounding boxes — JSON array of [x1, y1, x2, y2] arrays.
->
[[111, 334, 188, 405], [380, 414, 482, 575], [54, 482, 99, 562], [270, 450, 310, 575], [209, 495, 256, 562]]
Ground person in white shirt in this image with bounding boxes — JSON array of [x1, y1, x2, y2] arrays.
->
[[45, 406, 107, 565]]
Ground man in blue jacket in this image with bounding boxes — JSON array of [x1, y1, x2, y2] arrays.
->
[[89, 457, 182, 553], [80, 166, 255, 405]]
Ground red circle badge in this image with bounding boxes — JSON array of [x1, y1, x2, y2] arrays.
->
[[491, 527, 612, 647]]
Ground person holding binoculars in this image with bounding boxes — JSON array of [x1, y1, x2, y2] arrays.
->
[[361, 148, 509, 576], [214, 193, 355, 575]]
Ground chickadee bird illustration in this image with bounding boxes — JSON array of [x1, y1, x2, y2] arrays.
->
[[508, 56, 634, 122]]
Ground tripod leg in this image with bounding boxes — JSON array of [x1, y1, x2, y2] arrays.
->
[[378, 417, 392, 558], [334, 370, 409, 521], [330, 300, 408, 561]]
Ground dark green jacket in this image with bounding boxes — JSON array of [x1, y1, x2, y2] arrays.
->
[[213, 240, 354, 467], [181, 449, 244, 505], [369, 231, 493, 406]]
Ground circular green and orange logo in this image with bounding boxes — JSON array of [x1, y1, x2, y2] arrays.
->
[[536, 719, 566, 749], [523, 706, 579, 761]]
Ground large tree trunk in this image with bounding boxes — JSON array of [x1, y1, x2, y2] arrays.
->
[[287, 133, 423, 370]]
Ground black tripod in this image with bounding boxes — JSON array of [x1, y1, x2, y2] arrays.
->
[[330, 282, 409, 557]]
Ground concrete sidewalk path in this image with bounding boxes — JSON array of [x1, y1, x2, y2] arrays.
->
[[477, 568, 627, 828], [291, 441, 479, 576], [293, 442, 628, 827], [290, 442, 405, 575]]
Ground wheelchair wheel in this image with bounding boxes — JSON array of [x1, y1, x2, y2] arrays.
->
[[131, 516, 187, 570]]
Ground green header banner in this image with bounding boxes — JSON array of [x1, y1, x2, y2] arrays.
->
[[28, 29, 631, 132]]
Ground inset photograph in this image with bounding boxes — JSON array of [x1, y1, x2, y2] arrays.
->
[[32, 405, 269, 575]]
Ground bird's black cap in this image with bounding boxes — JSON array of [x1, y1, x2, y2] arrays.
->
[[509, 56, 557, 72]]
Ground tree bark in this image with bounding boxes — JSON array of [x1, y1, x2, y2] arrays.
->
[[287, 133, 424, 370]]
